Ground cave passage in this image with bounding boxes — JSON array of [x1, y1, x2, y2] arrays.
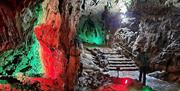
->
[[0, 0, 180, 91]]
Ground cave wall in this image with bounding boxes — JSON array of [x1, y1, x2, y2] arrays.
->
[[0, 0, 81, 90], [58, 0, 81, 90], [132, 0, 180, 72], [0, 0, 43, 77], [0, 1, 22, 52], [129, 0, 180, 83]]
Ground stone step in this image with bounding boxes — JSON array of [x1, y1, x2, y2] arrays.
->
[[104, 55, 124, 58], [82, 68, 101, 72], [102, 52, 115, 54], [108, 65, 137, 68], [107, 58, 131, 61], [107, 66, 139, 71], [108, 63, 137, 67], [108, 61, 135, 64]]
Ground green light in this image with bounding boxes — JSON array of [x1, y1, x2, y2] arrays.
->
[[13, 2, 44, 76], [77, 17, 105, 45], [34, 3, 43, 26], [141, 86, 152, 91], [0, 80, 8, 84], [24, 33, 44, 76], [12, 32, 43, 77], [26, 3, 44, 76]]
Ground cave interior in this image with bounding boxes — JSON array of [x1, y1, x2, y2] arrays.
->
[[0, 0, 180, 91]]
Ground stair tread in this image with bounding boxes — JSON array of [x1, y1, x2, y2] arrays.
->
[[107, 67, 139, 71], [102, 52, 120, 54], [108, 61, 135, 64], [107, 66, 138, 69], [108, 64, 137, 67], [109, 68, 139, 71], [108, 65, 137, 68], [108, 69, 139, 71], [104, 55, 124, 57], [107, 59, 132, 62]]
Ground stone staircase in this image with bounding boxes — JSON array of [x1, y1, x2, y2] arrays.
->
[[101, 48, 139, 71], [85, 47, 139, 78], [98, 48, 139, 78]]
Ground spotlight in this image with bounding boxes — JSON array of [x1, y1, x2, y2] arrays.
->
[[125, 79, 128, 84], [121, 78, 132, 85], [121, 14, 126, 18]]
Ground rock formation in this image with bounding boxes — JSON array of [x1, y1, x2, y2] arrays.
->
[[0, 0, 81, 90]]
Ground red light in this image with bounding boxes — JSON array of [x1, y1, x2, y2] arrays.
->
[[111, 77, 133, 85], [125, 79, 128, 84], [121, 78, 129, 85]]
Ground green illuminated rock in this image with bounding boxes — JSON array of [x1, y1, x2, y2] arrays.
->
[[77, 17, 105, 45], [34, 3, 43, 26], [0, 2, 44, 77]]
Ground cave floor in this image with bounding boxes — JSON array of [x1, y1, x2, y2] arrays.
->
[[77, 46, 180, 91]]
